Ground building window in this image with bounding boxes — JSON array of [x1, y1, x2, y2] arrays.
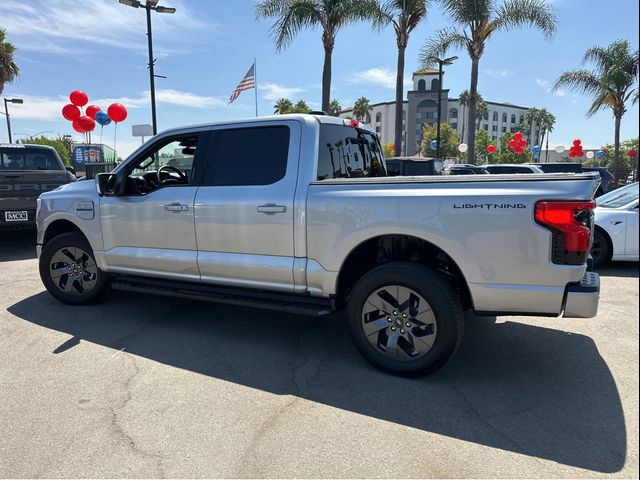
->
[[510, 126, 517, 133], [511, 113, 516, 124], [519, 115, 525, 125], [451, 123, 458, 130], [449, 108, 458, 119], [430, 78, 440, 91], [492, 111, 498, 121], [375, 112, 382, 123], [502, 126, 507, 132], [375, 126, 381, 134], [492, 125, 497, 132], [502, 112, 507, 123], [418, 79, 426, 91]]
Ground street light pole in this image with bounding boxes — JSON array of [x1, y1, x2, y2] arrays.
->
[[428, 56, 458, 161], [2, 98, 24, 144], [145, 5, 158, 136], [119, 0, 175, 137]]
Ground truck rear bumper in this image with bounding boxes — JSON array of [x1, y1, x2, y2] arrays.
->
[[562, 271, 600, 318]]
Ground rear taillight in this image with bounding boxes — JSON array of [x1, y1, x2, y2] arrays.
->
[[535, 200, 596, 265], [608, 177, 615, 183]]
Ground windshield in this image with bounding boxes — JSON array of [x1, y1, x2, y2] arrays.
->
[[596, 183, 638, 208], [0, 147, 63, 171]]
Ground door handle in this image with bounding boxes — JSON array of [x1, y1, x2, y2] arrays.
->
[[257, 203, 286, 214], [164, 203, 189, 212]]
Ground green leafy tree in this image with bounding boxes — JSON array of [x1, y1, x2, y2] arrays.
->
[[420, 122, 460, 158], [474, 129, 492, 163], [492, 132, 530, 163], [458, 89, 470, 142], [554, 39, 639, 184], [0, 28, 19, 95], [371, 0, 428, 156], [475, 96, 488, 129], [291, 99, 311, 113], [274, 97, 294, 114], [353, 96, 372, 122], [328, 99, 342, 116], [19, 135, 72, 166], [539, 108, 555, 161], [256, 0, 378, 113], [421, 0, 556, 164], [381, 142, 395, 158]]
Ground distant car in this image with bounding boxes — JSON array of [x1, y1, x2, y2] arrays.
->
[[582, 167, 616, 196], [443, 164, 488, 175], [533, 162, 583, 173], [1, 144, 76, 230], [385, 156, 443, 176], [484, 164, 544, 174], [591, 182, 639, 266]]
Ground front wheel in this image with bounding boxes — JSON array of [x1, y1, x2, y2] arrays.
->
[[347, 262, 464, 377], [39, 232, 110, 305]]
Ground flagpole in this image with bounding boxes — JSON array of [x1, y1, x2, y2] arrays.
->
[[254, 57, 258, 117]]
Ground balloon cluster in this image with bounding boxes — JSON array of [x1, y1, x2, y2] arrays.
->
[[486, 144, 496, 154], [508, 132, 526, 155], [569, 139, 583, 158], [61, 90, 128, 134]]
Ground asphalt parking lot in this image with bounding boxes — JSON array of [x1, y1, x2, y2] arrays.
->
[[0, 229, 638, 478]]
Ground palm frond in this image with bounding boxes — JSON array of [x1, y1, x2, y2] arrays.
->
[[419, 27, 468, 65], [439, 0, 492, 26], [553, 69, 601, 97], [256, 0, 321, 51], [494, 0, 557, 38]]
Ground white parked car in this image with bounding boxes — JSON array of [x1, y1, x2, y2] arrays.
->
[[591, 182, 639, 266]]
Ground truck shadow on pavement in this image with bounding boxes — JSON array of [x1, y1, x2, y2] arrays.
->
[[595, 261, 639, 278], [9, 291, 626, 474], [0, 229, 37, 262]]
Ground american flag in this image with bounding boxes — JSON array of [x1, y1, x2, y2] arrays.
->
[[229, 63, 255, 104]]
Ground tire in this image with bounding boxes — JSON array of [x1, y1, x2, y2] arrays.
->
[[347, 262, 464, 377], [590, 229, 610, 267], [39, 232, 110, 305]]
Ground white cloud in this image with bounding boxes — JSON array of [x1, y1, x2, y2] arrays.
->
[[351, 67, 397, 89], [485, 69, 514, 78], [0, 0, 211, 54], [535, 78, 550, 88], [4, 89, 229, 121], [554, 89, 567, 97], [260, 83, 306, 101]]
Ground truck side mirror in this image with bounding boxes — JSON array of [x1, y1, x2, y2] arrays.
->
[[66, 166, 76, 175], [95, 173, 118, 196]]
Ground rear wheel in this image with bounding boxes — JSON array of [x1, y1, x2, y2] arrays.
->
[[347, 262, 464, 377], [39, 232, 110, 304], [591, 229, 610, 267]]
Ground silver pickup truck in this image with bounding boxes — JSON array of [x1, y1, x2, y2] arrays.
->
[[36, 114, 601, 376]]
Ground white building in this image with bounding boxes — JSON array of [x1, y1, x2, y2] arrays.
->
[[340, 68, 541, 156]]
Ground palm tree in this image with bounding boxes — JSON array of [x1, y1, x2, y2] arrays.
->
[[554, 39, 639, 184], [328, 99, 342, 116], [458, 89, 470, 142], [371, 0, 428, 156], [0, 29, 19, 95], [520, 107, 540, 142], [421, 0, 556, 164], [292, 99, 311, 113], [274, 97, 294, 114], [256, 0, 378, 113], [539, 109, 555, 162], [353, 96, 372, 122], [475, 96, 488, 130]]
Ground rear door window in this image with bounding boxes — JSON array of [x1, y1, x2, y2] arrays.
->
[[203, 126, 290, 186], [0, 147, 63, 170], [317, 124, 387, 180]]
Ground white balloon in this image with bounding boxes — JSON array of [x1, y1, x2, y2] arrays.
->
[[555, 145, 565, 153], [586, 151, 595, 159], [458, 143, 468, 153]]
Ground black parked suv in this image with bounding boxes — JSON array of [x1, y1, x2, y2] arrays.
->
[[0, 144, 76, 229]]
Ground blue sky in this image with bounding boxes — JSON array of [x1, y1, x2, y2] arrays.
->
[[1, 0, 638, 157]]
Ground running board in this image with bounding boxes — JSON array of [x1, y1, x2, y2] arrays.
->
[[110, 275, 333, 317]]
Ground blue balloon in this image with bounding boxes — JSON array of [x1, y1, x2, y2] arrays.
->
[[95, 110, 111, 126], [429, 140, 438, 150], [596, 150, 605, 158], [532, 145, 541, 155]]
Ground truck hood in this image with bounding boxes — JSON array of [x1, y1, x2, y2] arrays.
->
[[39, 177, 96, 199]]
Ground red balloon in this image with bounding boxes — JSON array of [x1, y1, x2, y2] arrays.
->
[[70, 90, 88, 107], [62, 103, 81, 121], [72, 119, 85, 133], [86, 105, 101, 119], [77, 115, 96, 132], [569, 151, 576, 158], [487, 145, 496, 153], [578, 151, 584, 158], [515, 146, 524, 154], [107, 103, 128, 122], [508, 139, 516, 149], [513, 132, 523, 141], [573, 139, 581, 146], [520, 139, 527, 147], [628, 149, 638, 158]]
